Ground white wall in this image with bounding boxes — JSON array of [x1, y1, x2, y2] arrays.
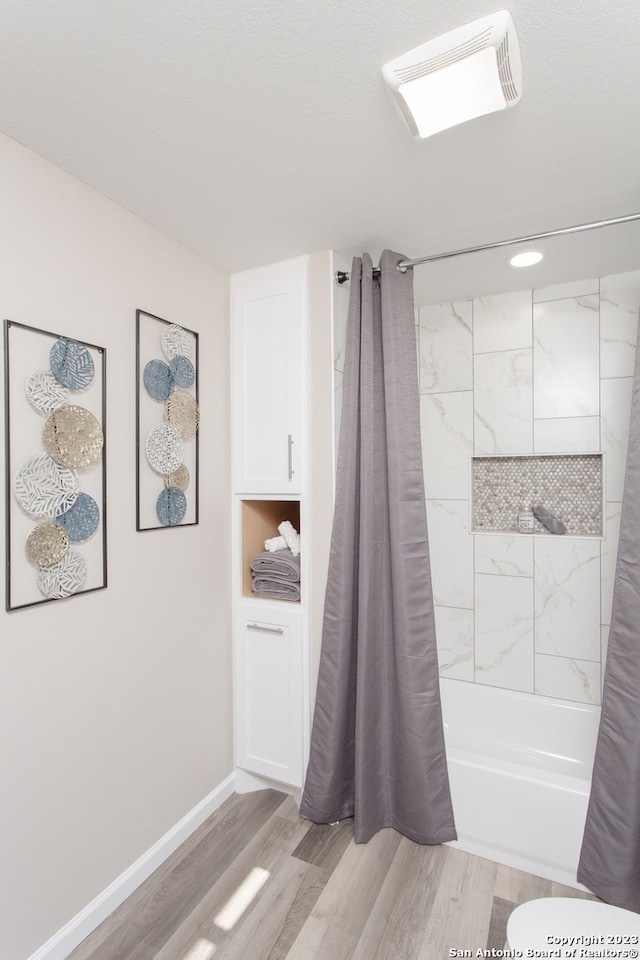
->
[[0, 133, 233, 960]]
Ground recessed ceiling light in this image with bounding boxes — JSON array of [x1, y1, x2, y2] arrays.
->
[[382, 11, 522, 140], [509, 250, 544, 268]]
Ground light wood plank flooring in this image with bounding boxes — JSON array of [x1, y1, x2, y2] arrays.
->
[[67, 789, 596, 960]]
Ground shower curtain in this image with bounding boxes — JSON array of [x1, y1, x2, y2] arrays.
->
[[578, 311, 640, 911], [299, 250, 457, 845]]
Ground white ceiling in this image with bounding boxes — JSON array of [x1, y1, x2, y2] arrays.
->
[[1, 0, 639, 305]]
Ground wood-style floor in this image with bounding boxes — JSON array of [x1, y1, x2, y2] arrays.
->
[[67, 789, 596, 960]]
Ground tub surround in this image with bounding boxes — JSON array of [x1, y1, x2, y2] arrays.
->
[[418, 269, 640, 705], [332, 270, 640, 704]]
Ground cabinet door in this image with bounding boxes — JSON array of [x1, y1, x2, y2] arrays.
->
[[234, 604, 303, 787], [231, 257, 306, 493]]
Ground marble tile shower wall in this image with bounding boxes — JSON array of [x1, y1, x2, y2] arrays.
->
[[419, 270, 640, 705]]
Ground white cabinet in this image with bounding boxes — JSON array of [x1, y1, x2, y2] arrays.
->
[[234, 603, 303, 787], [231, 256, 307, 494], [230, 250, 336, 795]]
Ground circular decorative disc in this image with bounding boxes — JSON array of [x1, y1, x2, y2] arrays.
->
[[25, 370, 69, 415], [156, 486, 187, 526], [164, 464, 189, 491], [143, 359, 174, 402], [36, 548, 87, 599], [50, 339, 95, 390], [146, 422, 184, 474], [57, 492, 100, 542], [26, 521, 70, 567], [161, 324, 191, 360], [14, 453, 79, 518], [42, 405, 104, 468], [164, 389, 200, 439], [169, 354, 195, 388]]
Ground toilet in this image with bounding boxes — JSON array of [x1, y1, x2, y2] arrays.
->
[[506, 898, 640, 954]]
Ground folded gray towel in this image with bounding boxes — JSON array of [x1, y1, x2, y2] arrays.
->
[[249, 548, 300, 581], [251, 576, 301, 602]]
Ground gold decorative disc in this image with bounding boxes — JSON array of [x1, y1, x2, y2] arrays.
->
[[42, 405, 104, 468], [25, 521, 70, 568], [164, 464, 190, 491], [163, 390, 199, 439]]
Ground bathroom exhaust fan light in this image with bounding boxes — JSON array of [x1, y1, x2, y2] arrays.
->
[[509, 250, 544, 267], [382, 11, 522, 139]]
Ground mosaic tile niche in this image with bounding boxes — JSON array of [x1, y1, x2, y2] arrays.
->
[[471, 454, 604, 537]]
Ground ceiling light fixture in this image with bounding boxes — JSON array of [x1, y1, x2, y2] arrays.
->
[[382, 11, 522, 140], [509, 250, 544, 267]]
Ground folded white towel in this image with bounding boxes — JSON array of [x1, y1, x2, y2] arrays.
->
[[278, 520, 300, 557], [265, 535, 287, 552]]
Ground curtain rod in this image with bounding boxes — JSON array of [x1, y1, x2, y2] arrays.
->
[[334, 212, 640, 284]]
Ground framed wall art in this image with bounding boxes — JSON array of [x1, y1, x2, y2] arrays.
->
[[4, 320, 107, 611], [136, 310, 199, 531]]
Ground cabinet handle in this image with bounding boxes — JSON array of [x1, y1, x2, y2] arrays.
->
[[247, 623, 284, 635], [288, 434, 294, 481]]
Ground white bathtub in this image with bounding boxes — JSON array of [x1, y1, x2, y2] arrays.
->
[[440, 677, 601, 888]]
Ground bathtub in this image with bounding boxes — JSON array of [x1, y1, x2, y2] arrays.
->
[[439, 677, 601, 888]]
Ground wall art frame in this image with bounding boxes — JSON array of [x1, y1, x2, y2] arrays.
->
[[4, 319, 108, 612], [136, 309, 200, 531]]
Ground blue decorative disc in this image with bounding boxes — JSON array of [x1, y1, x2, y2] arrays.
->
[[143, 359, 174, 401], [156, 486, 187, 526], [169, 354, 196, 388], [57, 492, 100, 541], [50, 339, 95, 390]]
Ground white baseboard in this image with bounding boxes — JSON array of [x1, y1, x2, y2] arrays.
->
[[234, 766, 301, 805], [27, 773, 236, 960]]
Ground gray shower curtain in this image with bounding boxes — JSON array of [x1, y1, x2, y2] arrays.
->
[[299, 250, 457, 845], [578, 311, 640, 910]]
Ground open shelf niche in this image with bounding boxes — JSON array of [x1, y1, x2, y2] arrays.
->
[[471, 453, 604, 538], [240, 498, 301, 599]]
